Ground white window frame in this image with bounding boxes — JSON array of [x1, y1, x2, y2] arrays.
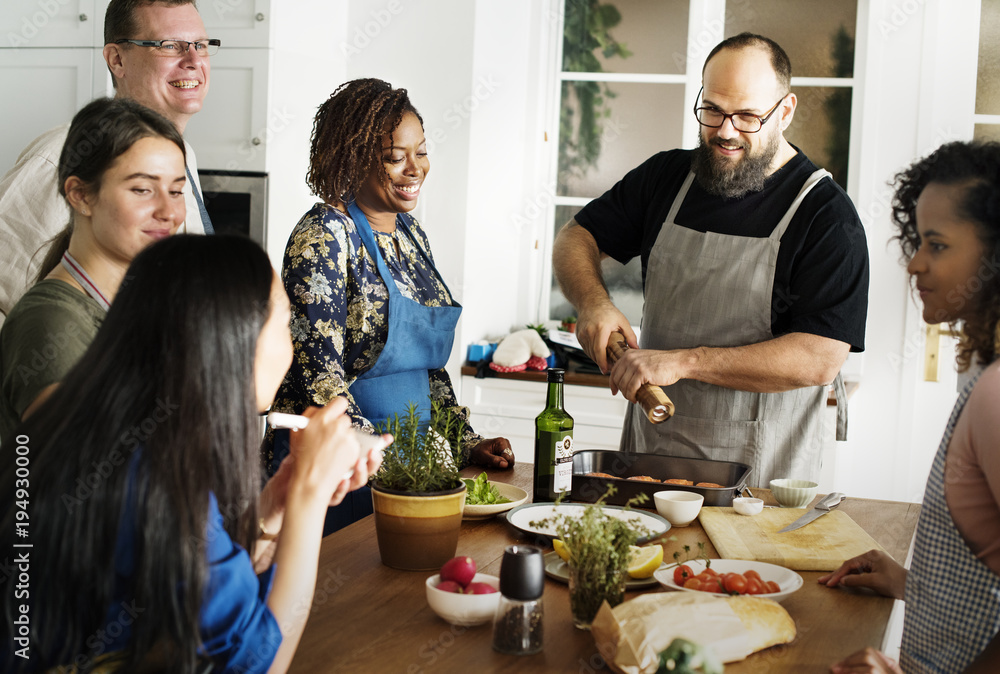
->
[[534, 0, 867, 329]]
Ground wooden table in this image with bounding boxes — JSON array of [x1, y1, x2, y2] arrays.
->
[[289, 464, 920, 673]]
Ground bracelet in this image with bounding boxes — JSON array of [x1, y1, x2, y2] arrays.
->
[[258, 517, 278, 540]]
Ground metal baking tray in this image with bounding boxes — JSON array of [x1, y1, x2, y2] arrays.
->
[[571, 450, 752, 507]]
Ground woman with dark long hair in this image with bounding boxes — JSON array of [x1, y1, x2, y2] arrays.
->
[[1, 235, 380, 672], [0, 97, 186, 446], [262, 78, 513, 532], [824, 141, 1000, 673]]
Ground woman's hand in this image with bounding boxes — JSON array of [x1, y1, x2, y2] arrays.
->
[[817, 550, 907, 599], [287, 398, 363, 502], [327, 434, 387, 507], [830, 647, 904, 673], [469, 437, 515, 469]]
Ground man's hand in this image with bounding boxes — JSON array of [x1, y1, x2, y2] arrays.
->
[[469, 437, 515, 469], [577, 301, 637, 373], [608, 347, 692, 400], [817, 550, 907, 599]]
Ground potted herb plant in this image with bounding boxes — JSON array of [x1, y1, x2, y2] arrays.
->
[[532, 487, 649, 629], [371, 400, 468, 571], [560, 316, 577, 333]]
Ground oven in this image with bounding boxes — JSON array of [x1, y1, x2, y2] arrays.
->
[[197, 170, 268, 248]]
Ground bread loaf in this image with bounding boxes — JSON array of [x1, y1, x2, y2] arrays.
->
[[590, 592, 796, 674]]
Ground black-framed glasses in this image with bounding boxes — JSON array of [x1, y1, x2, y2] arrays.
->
[[114, 38, 221, 57], [693, 86, 786, 133]]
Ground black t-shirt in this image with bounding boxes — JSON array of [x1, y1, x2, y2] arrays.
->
[[575, 149, 869, 352]]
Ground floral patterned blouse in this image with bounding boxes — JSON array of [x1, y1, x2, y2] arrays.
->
[[263, 202, 482, 470]]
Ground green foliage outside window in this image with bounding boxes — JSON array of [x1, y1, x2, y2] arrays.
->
[[559, 0, 632, 192]]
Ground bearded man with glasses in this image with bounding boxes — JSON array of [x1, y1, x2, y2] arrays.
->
[[0, 0, 218, 326], [553, 33, 869, 488]]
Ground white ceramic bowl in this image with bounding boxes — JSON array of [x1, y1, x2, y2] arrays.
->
[[653, 490, 704, 527], [425, 573, 500, 626], [654, 559, 803, 603], [461, 483, 529, 520], [732, 497, 764, 516], [769, 479, 819, 508]]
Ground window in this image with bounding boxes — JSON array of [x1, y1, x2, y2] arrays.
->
[[546, 0, 859, 326], [975, 0, 1000, 141]]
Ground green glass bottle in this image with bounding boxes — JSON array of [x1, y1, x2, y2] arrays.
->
[[533, 368, 574, 502]]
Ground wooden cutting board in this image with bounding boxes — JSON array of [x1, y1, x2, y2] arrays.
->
[[698, 507, 888, 571]]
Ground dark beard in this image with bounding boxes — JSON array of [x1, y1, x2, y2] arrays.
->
[[691, 129, 781, 199]]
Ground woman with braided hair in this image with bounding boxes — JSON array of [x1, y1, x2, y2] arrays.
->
[[823, 141, 1000, 673], [263, 78, 514, 532]]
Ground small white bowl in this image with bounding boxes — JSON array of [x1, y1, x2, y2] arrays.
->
[[769, 479, 818, 508], [732, 497, 764, 516], [653, 490, 704, 527], [425, 573, 500, 626]]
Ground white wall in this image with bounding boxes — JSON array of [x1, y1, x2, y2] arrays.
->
[[264, 2, 348, 264], [829, 0, 981, 502]]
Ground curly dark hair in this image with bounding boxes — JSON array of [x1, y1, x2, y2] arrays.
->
[[891, 140, 1000, 370], [307, 78, 424, 205]]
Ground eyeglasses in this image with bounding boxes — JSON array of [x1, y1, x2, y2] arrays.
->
[[114, 39, 221, 57], [693, 86, 786, 133]]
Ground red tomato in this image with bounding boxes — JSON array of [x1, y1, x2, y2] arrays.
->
[[702, 577, 724, 593], [683, 577, 702, 591], [723, 573, 747, 595], [765, 580, 781, 594], [673, 565, 693, 586], [745, 577, 765, 595], [744, 570, 762, 582], [695, 570, 715, 582], [701, 567, 719, 577]]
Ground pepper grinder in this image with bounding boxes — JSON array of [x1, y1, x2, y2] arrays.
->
[[492, 544, 544, 655], [606, 331, 675, 423]]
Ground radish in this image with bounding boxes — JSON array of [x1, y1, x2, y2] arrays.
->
[[440, 556, 477, 588]]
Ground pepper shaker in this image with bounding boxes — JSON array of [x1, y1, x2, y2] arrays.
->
[[492, 544, 544, 655]]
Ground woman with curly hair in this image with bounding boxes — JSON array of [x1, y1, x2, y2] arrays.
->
[[823, 141, 1000, 673], [263, 78, 514, 532]]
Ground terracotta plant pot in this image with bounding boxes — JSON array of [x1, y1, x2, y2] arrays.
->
[[371, 482, 467, 570], [561, 322, 577, 333]]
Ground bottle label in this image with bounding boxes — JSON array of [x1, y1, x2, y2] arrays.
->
[[554, 433, 573, 493]]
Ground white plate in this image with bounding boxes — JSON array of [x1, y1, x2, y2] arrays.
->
[[543, 551, 663, 589], [462, 482, 529, 520], [653, 559, 803, 603], [505, 502, 670, 544]]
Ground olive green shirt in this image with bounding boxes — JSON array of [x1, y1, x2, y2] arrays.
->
[[0, 279, 104, 446]]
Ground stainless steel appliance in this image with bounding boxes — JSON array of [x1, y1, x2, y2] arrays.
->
[[197, 170, 267, 248]]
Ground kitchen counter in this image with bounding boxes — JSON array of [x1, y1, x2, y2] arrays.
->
[[289, 464, 918, 673], [463, 361, 859, 406]]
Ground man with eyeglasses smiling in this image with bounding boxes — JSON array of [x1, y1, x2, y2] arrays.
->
[[0, 0, 217, 324], [553, 33, 869, 488]]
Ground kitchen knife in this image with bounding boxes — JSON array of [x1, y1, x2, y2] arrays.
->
[[777, 492, 846, 533]]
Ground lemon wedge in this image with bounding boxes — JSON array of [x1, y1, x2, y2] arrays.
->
[[553, 539, 571, 563], [627, 545, 663, 578]]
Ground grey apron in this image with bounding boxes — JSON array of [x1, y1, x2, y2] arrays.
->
[[620, 169, 848, 489], [900, 368, 1000, 673]]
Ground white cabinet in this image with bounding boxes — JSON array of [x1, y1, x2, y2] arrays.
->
[[461, 376, 628, 460], [1, 0, 98, 48], [0, 48, 98, 172], [183, 48, 270, 172], [199, 0, 270, 48]]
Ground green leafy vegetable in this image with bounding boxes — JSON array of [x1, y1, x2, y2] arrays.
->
[[656, 638, 724, 674], [462, 472, 512, 505]]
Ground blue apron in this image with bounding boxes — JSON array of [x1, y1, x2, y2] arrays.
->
[[319, 202, 461, 533]]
